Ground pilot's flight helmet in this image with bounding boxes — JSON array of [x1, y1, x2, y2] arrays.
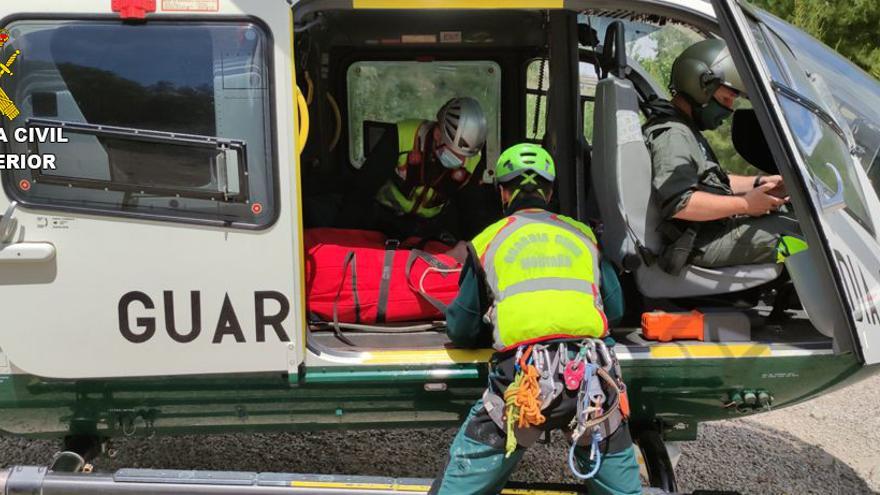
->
[[671, 38, 747, 106], [436, 97, 488, 158]]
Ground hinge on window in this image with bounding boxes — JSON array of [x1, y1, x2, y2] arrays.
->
[[111, 0, 156, 20]]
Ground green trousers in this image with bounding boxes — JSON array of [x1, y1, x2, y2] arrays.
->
[[691, 212, 800, 268], [431, 400, 643, 495]]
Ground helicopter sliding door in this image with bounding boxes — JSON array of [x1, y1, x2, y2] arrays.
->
[[713, 0, 880, 364], [0, 0, 306, 379]]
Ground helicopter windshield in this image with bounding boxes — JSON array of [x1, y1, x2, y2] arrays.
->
[[755, 10, 880, 198], [745, 9, 877, 234]]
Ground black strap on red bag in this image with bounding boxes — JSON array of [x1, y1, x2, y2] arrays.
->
[[404, 249, 458, 314], [331, 251, 358, 346], [375, 239, 399, 324], [328, 243, 458, 345]]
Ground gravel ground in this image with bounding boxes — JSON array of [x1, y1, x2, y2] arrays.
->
[[0, 374, 877, 494]]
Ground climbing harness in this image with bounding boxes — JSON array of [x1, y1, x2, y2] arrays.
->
[[494, 339, 630, 478]]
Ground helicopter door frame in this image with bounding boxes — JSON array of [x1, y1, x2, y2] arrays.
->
[[713, 0, 880, 364]]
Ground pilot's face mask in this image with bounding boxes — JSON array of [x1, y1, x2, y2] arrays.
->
[[694, 97, 734, 131], [436, 146, 465, 169], [694, 85, 738, 131]]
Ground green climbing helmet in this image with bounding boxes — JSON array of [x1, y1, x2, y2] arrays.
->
[[495, 143, 556, 186]]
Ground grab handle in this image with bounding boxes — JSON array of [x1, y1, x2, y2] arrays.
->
[[0, 242, 55, 263], [295, 86, 310, 156]]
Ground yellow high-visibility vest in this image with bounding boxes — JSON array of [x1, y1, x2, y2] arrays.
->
[[471, 209, 607, 350]]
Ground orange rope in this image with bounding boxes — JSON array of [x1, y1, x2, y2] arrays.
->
[[518, 345, 534, 369], [505, 364, 546, 429], [503, 345, 546, 457]]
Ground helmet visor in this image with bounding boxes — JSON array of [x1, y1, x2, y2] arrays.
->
[[711, 48, 748, 98]]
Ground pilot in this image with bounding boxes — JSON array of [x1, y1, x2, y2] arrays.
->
[[430, 144, 640, 495], [339, 97, 490, 240], [644, 39, 804, 271]]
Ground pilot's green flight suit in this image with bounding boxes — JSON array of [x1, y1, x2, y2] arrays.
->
[[429, 198, 641, 495], [644, 109, 800, 268]]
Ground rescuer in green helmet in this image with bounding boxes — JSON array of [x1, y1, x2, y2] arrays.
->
[[430, 143, 641, 495], [645, 38, 804, 270]]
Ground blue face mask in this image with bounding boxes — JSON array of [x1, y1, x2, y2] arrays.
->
[[436, 147, 465, 169]]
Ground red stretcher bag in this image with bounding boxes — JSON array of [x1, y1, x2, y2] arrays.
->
[[305, 228, 462, 324]]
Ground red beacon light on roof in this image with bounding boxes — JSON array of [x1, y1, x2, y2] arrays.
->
[[111, 0, 156, 20]]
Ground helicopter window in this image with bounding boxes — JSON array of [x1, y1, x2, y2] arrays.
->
[[525, 59, 548, 141], [870, 152, 880, 196], [777, 92, 873, 233], [580, 63, 598, 143], [347, 60, 502, 169], [620, 20, 756, 174], [758, 10, 880, 204], [525, 60, 598, 143], [0, 20, 276, 229], [748, 14, 875, 234]]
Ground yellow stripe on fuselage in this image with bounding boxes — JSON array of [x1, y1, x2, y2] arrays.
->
[[363, 344, 773, 365], [364, 348, 494, 365], [290, 480, 577, 494], [291, 481, 428, 491], [353, 0, 563, 8], [649, 343, 771, 359]]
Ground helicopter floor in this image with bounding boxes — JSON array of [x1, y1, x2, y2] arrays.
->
[[310, 328, 452, 351], [750, 314, 832, 344], [309, 309, 831, 353]]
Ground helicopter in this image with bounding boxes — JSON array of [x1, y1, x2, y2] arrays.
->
[[0, 0, 876, 493]]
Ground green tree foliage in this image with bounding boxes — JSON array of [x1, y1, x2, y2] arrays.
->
[[634, 26, 699, 100], [751, 0, 880, 78]]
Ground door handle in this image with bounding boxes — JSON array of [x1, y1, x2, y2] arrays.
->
[[0, 201, 55, 262], [0, 242, 55, 263]]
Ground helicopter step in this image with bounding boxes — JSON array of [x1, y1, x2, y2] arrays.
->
[[0, 463, 738, 495], [0, 465, 581, 494]]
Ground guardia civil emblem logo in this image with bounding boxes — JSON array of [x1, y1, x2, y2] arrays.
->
[[0, 28, 21, 121]]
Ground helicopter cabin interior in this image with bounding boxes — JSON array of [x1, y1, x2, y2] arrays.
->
[[291, 5, 835, 356]]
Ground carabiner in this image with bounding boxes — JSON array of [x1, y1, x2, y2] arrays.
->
[[514, 346, 525, 373], [568, 428, 603, 480], [595, 339, 614, 371], [585, 340, 598, 365]]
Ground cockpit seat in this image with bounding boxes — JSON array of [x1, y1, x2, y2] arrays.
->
[[591, 71, 782, 299]]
